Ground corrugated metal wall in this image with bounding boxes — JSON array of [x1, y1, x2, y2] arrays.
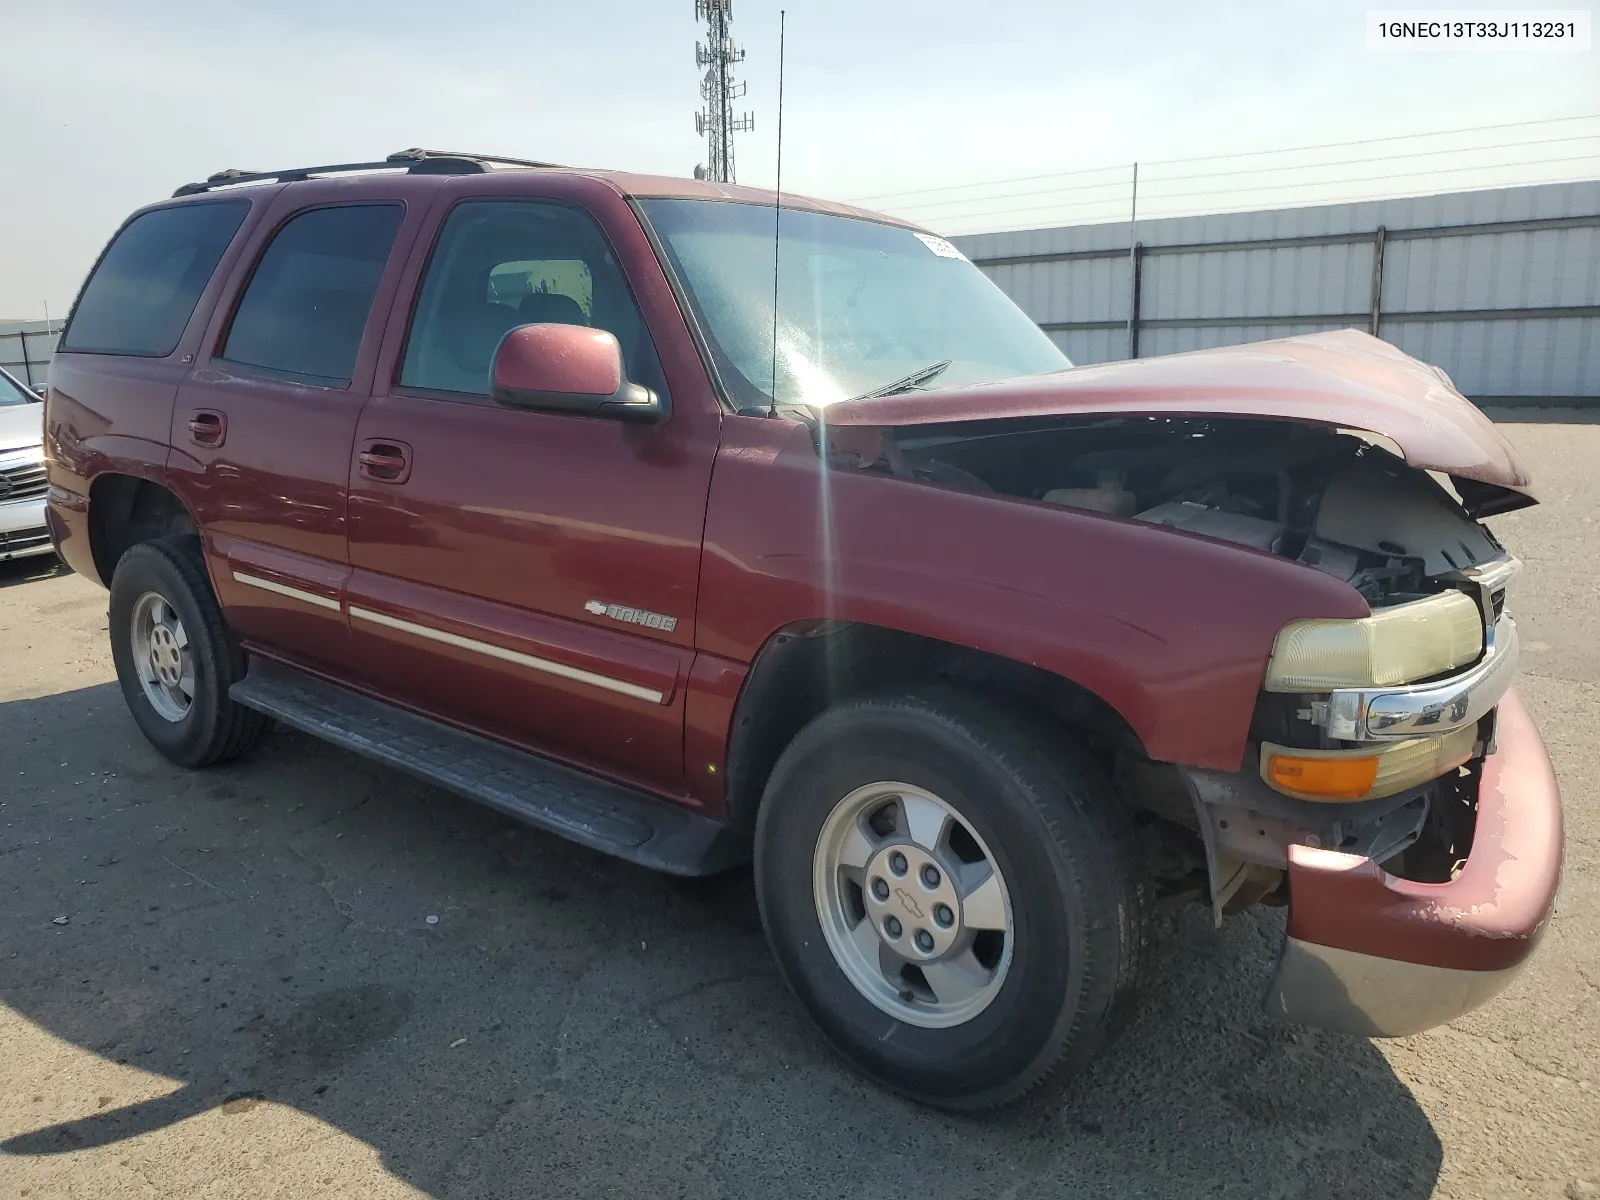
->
[[0, 321, 60, 390], [952, 180, 1600, 403]]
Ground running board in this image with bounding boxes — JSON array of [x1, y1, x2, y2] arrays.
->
[[230, 658, 744, 876]]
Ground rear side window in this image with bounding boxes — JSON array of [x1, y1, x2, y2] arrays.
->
[[61, 201, 248, 357], [221, 204, 404, 385]]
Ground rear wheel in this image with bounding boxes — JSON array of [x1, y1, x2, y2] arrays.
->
[[755, 688, 1149, 1111], [109, 538, 269, 767]]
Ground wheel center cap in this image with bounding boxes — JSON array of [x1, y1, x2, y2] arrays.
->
[[149, 632, 183, 684], [863, 843, 962, 959]]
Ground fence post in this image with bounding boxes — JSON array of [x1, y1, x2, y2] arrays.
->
[[1129, 242, 1145, 359], [1369, 225, 1387, 338], [16, 330, 33, 388]]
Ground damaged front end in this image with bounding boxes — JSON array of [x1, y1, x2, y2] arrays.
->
[[826, 410, 1525, 860], [811, 332, 1562, 1037]]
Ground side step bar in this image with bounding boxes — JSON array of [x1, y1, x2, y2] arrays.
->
[[231, 657, 745, 876]]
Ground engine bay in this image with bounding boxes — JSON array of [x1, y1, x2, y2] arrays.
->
[[863, 415, 1507, 606]]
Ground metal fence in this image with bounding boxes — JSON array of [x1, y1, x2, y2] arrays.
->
[[952, 180, 1600, 405], [0, 321, 59, 389]]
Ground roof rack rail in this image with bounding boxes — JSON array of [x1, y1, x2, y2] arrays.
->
[[387, 148, 563, 170], [172, 148, 564, 197]]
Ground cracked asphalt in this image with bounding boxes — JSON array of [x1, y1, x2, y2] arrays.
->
[[1, 413, 1596, 1199]]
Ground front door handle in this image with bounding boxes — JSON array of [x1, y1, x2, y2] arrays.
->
[[188, 410, 227, 447], [358, 439, 413, 484]]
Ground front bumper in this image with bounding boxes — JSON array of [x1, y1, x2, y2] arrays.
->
[[1267, 688, 1563, 1036], [0, 497, 52, 561], [1, 447, 52, 561]]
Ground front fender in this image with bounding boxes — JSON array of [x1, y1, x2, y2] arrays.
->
[[698, 416, 1369, 772]]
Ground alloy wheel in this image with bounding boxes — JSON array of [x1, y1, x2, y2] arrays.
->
[[129, 591, 194, 723], [812, 782, 1014, 1028]]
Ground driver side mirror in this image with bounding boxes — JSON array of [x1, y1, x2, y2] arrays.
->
[[490, 324, 668, 425]]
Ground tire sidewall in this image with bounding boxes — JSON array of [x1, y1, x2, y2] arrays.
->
[[756, 700, 1108, 1107], [109, 543, 231, 766]]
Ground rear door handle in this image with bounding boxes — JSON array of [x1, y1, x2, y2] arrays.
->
[[358, 439, 413, 484], [188, 410, 227, 447]]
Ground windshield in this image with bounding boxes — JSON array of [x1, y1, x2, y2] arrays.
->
[[0, 368, 38, 406], [640, 199, 1070, 411]]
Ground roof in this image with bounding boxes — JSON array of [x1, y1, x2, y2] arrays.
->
[[582, 169, 914, 226], [168, 148, 911, 227]]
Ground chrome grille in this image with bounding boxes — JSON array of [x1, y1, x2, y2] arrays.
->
[[1460, 556, 1519, 636], [0, 460, 47, 504], [0, 526, 50, 555]]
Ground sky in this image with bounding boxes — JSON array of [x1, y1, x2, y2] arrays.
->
[[2, 0, 1596, 318]]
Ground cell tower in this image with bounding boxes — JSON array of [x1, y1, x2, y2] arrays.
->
[[693, 0, 754, 183]]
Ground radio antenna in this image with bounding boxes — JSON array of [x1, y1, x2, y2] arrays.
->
[[768, 9, 785, 419]]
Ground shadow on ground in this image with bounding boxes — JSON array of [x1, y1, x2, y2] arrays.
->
[[0, 683, 1442, 1198], [0, 554, 70, 590]]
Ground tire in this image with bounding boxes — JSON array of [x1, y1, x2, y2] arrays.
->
[[754, 687, 1150, 1111], [108, 536, 269, 767]]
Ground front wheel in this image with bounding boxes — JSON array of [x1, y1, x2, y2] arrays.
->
[[754, 688, 1150, 1111], [108, 537, 269, 767]]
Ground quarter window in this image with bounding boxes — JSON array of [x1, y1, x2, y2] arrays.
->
[[61, 201, 248, 357], [221, 204, 403, 385], [401, 200, 664, 398]]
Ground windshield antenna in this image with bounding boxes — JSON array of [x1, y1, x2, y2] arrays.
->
[[768, 9, 785, 419]]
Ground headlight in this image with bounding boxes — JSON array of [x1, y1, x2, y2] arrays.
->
[[1264, 590, 1483, 692]]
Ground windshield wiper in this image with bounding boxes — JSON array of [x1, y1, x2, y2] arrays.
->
[[847, 359, 952, 402]]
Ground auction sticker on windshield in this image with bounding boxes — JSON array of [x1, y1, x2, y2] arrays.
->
[[913, 232, 967, 259]]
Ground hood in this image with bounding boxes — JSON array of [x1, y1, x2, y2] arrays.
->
[[819, 331, 1534, 517], [0, 401, 44, 456]]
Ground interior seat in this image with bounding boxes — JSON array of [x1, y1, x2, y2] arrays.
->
[[517, 291, 588, 327]]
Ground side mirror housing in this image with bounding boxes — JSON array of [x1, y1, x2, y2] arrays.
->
[[490, 324, 668, 425]]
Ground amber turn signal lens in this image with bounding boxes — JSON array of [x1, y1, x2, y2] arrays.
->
[[1261, 727, 1479, 802], [1265, 752, 1380, 800]]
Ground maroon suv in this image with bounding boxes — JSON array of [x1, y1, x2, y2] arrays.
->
[[43, 149, 1563, 1110]]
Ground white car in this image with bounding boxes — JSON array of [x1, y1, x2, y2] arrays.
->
[[0, 366, 51, 562]]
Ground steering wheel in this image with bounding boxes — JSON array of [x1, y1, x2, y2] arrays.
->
[[863, 334, 928, 361]]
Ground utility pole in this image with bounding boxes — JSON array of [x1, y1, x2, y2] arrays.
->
[[693, 0, 754, 183]]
